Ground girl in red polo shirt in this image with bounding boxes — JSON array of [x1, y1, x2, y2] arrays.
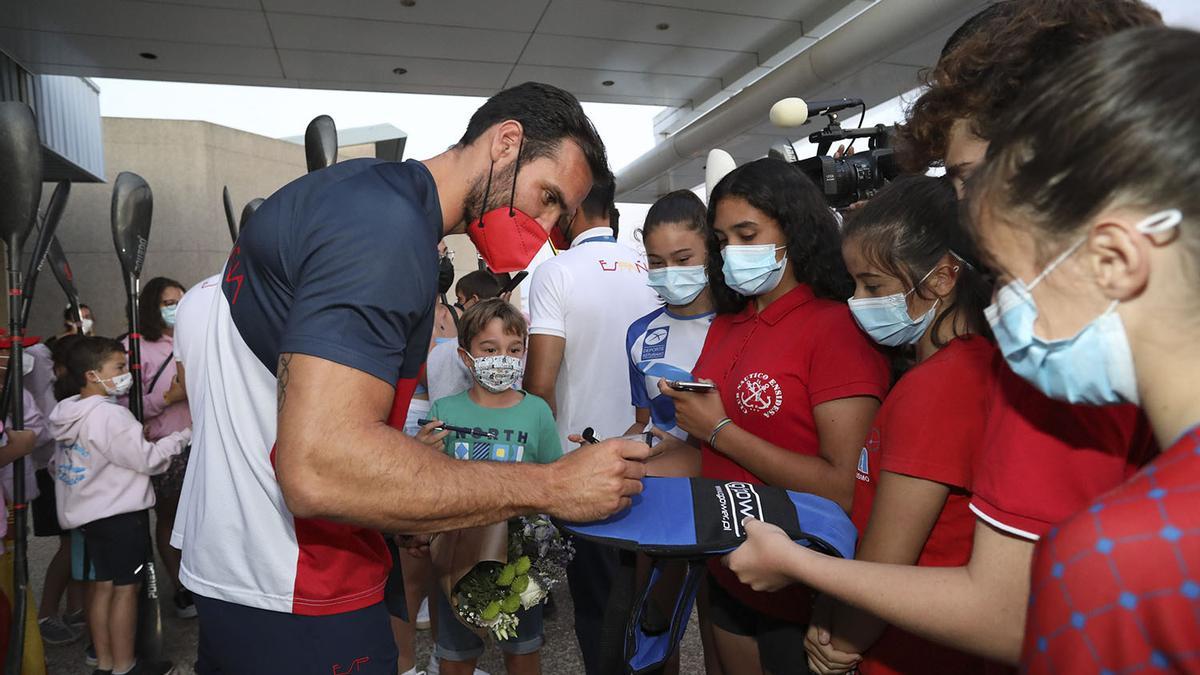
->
[[660, 157, 890, 674], [809, 175, 1004, 675]]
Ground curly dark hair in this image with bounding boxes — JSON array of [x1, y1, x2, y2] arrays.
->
[[897, 0, 1161, 172], [970, 28, 1200, 265], [707, 158, 852, 313]]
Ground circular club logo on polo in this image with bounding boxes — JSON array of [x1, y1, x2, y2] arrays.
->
[[735, 371, 783, 418]]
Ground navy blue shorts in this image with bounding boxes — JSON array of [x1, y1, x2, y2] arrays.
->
[[194, 594, 398, 675], [434, 586, 543, 661]]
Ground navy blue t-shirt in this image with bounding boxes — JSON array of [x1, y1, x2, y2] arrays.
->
[[223, 158, 443, 385]]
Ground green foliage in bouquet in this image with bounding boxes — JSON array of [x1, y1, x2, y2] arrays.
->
[[451, 516, 575, 641]]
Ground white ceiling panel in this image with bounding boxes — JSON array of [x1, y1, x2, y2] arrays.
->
[[32, 63, 293, 90], [0, 0, 880, 108], [0, 28, 283, 77], [537, 0, 799, 53], [279, 50, 510, 90], [520, 34, 756, 81], [620, 0, 833, 22], [294, 79, 497, 99], [506, 64, 718, 106], [1, 0, 271, 47], [0, 0, 972, 204], [266, 13, 528, 62], [141, 0, 262, 9], [259, 0, 551, 33]]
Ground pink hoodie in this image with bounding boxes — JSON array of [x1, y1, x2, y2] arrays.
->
[[48, 394, 190, 529]]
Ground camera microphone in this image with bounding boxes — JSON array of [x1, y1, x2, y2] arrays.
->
[[769, 97, 863, 128]]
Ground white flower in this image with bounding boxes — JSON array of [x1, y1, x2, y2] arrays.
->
[[519, 576, 547, 609]]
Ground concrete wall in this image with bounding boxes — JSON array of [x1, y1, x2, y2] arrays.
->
[[27, 117, 481, 339]]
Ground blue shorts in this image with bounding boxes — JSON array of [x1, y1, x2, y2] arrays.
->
[[435, 586, 544, 662], [194, 594, 398, 674]]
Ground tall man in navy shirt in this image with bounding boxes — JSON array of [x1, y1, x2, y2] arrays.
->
[[174, 82, 650, 674]]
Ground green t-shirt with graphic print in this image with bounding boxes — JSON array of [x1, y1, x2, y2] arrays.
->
[[429, 390, 562, 465]]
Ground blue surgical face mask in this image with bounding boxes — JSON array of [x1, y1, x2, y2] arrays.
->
[[647, 265, 708, 306], [985, 209, 1182, 406], [848, 265, 948, 347], [161, 305, 177, 327], [722, 244, 787, 297]]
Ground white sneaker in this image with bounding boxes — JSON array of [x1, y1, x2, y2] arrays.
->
[[416, 597, 431, 630], [423, 657, 487, 675], [398, 669, 425, 675]]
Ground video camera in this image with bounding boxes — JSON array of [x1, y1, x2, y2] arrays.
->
[[768, 97, 900, 209]]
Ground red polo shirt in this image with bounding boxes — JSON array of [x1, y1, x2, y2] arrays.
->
[[849, 335, 999, 675], [693, 283, 890, 622], [1023, 426, 1200, 673], [969, 356, 1156, 541]]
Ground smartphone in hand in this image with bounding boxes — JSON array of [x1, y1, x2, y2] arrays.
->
[[667, 380, 716, 393]]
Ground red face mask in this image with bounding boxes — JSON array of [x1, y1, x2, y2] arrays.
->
[[465, 138, 550, 273], [548, 220, 572, 252]]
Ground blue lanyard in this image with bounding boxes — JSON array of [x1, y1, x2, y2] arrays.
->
[[577, 235, 617, 245]]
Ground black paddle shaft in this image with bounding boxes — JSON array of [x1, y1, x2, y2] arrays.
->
[[125, 277, 144, 420], [20, 180, 70, 329], [0, 100, 44, 675], [110, 170, 163, 661]]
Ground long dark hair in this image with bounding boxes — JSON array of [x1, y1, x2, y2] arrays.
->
[[54, 336, 124, 401], [706, 158, 852, 313], [139, 277, 185, 343], [644, 190, 740, 311], [843, 175, 992, 346]]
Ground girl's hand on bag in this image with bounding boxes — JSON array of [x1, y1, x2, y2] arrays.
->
[[722, 517, 801, 592]]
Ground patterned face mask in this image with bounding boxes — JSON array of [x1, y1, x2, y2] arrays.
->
[[463, 351, 523, 393]]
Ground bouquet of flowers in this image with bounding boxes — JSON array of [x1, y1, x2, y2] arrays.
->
[[433, 515, 574, 641]]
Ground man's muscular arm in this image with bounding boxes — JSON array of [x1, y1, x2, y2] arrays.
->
[[273, 353, 649, 533]]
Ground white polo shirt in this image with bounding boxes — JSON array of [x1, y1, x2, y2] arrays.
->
[[528, 227, 660, 450]]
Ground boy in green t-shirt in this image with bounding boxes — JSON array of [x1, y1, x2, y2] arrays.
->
[[427, 300, 561, 466], [423, 298, 560, 675]]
